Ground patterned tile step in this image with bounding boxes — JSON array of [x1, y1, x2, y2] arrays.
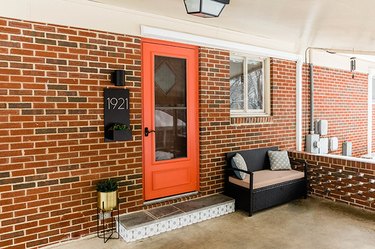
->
[[117, 194, 235, 242]]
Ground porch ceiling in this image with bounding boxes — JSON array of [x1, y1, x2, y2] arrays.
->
[[89, 0, 375, 54]]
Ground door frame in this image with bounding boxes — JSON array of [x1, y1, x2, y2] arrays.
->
[[141, 38, 200, 201]]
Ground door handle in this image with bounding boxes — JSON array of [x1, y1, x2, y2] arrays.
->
[[145, 127, 156, 137]]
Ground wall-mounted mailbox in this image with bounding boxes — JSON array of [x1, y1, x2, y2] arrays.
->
[[104, 88, 132, 142]]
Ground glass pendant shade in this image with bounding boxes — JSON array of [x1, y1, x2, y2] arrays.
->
[[184, 0, 230, 18]]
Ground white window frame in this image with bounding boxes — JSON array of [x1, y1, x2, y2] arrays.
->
[[230, 54, 270, 117]]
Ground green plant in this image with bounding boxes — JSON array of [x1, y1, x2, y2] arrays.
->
[[96, 178, 119, 192], [110, 124, 131, 131]]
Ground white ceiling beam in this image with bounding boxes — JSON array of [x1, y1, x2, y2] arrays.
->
[[141, 26, 300, 61]]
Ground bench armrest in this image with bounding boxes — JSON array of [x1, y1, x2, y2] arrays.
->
[[289, 157, 305, 169], [289, 157, 308, 178], [226, 168, 254, 190], [226, 167, 253, 175]]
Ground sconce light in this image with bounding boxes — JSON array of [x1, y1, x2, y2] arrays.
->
[[184, 0, 230, 18], [111, 70, 125, 86], [350, 57, 356, 79]]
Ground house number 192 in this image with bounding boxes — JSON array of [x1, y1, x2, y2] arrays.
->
[[106, 97, 129, 110]]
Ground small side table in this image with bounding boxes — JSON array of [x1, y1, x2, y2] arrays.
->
[[96, 198, 120, 243]]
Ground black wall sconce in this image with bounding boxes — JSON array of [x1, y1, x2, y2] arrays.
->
[[111, 70, 125, 86], [184, 0, 230, 18]]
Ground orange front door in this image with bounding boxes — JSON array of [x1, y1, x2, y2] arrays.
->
[[142, 39, 199, 201]]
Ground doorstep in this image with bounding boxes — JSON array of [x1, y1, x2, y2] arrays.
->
[[117, 194, 235, 242]]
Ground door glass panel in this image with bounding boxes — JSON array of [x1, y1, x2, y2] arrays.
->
[[154, 56, 187, 161]]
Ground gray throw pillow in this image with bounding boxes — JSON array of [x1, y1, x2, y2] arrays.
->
[[268, 150, 291, 170], [231, 153, 247, 179]]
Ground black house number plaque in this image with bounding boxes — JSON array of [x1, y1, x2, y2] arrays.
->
[[104, 88, 132, 142]]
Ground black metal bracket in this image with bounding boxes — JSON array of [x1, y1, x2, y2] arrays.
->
[[96, 198, 120, 243]]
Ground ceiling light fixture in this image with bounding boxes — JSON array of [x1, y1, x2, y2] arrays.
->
[[184, 0, 230, 18]]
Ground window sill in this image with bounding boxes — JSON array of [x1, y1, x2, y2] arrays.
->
[[230, 115, 273, 125], [230, 113, 270, 118]]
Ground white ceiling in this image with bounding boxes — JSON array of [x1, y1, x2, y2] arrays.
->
[[90, 0, 375, 54]]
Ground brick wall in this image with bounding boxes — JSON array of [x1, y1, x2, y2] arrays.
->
[[2, 15, 371, 249], [0, 17, 143, 249], [0, 16, 301, 248], [198, 53, 298, 195], [290, 152, 375, 211], [302, 66, 368, 157]]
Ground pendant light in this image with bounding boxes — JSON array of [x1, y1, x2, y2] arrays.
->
[[184, 0, 230, 18]]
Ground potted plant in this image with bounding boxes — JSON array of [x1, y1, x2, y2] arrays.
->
[[96, 178, 119, 211], [107, 123, 132, 141]]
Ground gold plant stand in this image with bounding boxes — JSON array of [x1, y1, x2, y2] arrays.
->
[[96, 198, 120, 243]]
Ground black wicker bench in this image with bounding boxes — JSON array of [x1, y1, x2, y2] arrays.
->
[[224, 147, 307, 216]]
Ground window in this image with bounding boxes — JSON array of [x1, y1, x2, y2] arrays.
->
[[230, 55, 270, 116], [372, 76, 375, 103]]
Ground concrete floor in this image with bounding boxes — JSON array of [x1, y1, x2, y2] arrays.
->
[[50, 197, 375, 249]]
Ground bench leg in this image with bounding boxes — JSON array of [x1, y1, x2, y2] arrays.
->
[[249, 190, 253, 217], [248, 174, 254, 217], [248, 209, 253, 217]]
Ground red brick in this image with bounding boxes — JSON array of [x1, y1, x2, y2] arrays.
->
[[2, 203, 26, 212], [14, 221, 38, 230], [26, 238, 48, 248], [1, 231, 24, 240], [0, 239, 13, 248], [0, 26, 21, 34], [14, 234, 37, 245]]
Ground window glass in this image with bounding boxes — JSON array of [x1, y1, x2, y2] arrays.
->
[[230, 58, 244, 110], [247, 60, 263, 110], [154, 55, 187, 161], [230, 55, 268, 116]]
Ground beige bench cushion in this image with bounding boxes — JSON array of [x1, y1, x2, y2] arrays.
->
[[229, 169, 304, 189]]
